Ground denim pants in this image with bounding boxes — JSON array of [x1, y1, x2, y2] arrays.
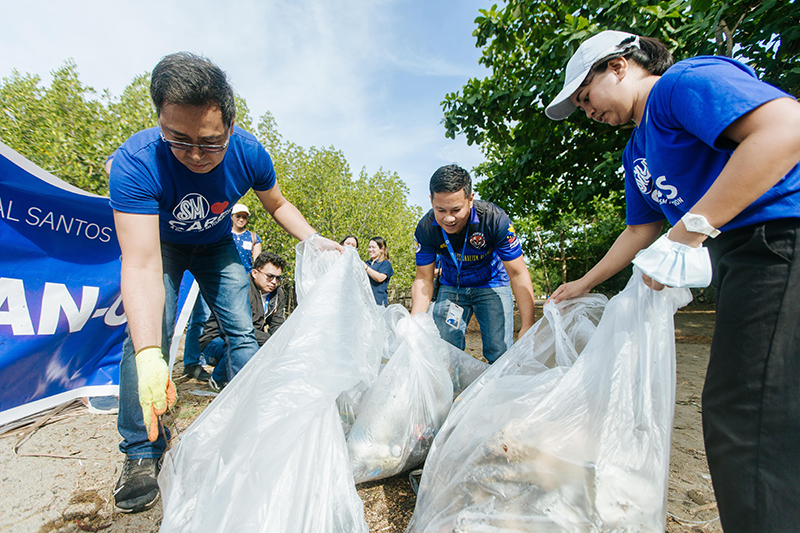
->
[[183, 294, 211, 368], [118, 236, 258, 459], [432, 284, 514, 363], [703, 218, 800, 532], [203, 337, 229, 382]]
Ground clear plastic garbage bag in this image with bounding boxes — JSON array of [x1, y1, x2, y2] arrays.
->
[[407, 269, 691, 532], [346, 310, 488, 484], [159, 237, 382, 533]]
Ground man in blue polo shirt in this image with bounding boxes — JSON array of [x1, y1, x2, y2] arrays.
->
[[108, 52, 340, 514], [410, 164, 535, 363]]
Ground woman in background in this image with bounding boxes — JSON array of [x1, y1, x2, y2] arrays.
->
[[365, 236, 393, 306], [231, 203, 262, 273], [340, 235, 359, 248]]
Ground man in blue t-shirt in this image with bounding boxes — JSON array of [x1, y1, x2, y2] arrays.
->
[[107, 52, 340, 514], [410, 164, 535, 363]]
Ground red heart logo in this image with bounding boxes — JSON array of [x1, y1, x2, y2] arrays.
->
[[211, 201, 229, 214]]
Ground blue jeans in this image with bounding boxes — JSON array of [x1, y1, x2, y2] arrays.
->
[[183, 294, 210, 368], [204, 337, 229, 383], [432, 285, 514, 364], [118, 236, 258, 459]]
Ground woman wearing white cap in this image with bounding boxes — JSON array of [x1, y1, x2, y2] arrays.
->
[[546, 30, 800, 532], [231, 203, 262, 273]]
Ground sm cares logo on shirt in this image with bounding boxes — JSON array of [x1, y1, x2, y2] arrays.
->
[[173, 193, 209, 221], [632, 158, 683, 206], [170, 194, 232, 233]]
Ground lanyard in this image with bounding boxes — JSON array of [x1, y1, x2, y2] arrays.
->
[[441, 227, 468, 300]]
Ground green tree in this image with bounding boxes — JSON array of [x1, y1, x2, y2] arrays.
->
[[1, 61, 115, 194], [444, 0, 799, 293], [0, 62, 160, 195], [106, 73, 157, 145]]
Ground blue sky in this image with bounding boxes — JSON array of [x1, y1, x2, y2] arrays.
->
[[0, 0, 497, 210]]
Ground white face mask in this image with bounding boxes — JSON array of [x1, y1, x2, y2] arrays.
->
[[632, 234, 712, 288]]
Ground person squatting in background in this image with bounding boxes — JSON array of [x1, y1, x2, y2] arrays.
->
[[545, 30, 800, 532], [182, 203, 261, 382], [364, 236, 394, 306], [199, 251, 287, 390], [410, 164, 536, 363], [108, 51, 341, 514]]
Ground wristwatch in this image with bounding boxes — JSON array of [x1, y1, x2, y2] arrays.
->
[[681, 212, 720, 238]]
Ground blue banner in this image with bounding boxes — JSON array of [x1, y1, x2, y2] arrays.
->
[[0, 142, 126, 425]]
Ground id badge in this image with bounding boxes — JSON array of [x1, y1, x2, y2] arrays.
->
[[445, 302, 463, 329]]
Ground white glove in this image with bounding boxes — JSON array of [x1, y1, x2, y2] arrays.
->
[[632, 234, 712, 288]]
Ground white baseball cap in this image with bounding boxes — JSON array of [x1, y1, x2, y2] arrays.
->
[[545, 30, 640, 121], [232, 203, 250, 215]]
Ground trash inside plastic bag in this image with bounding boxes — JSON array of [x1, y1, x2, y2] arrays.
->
[[407, 269, 691, 532], [346, 310, 487, 484]]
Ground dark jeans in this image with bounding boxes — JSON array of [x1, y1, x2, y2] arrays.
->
[[204, 337, 229, 383], [703, 218, 800, 532]]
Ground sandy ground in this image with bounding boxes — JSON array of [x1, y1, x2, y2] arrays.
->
[[0, 305, 721, 533]]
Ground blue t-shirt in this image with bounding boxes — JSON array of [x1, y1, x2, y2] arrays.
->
[[414, 200, 522, 288], [109, 126, 277, 244], [232, 230, 262, 273], [623, 56, 800, 231], [365, 259, 394, 306]]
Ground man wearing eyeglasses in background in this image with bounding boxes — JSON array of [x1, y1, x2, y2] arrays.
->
[[198, 251, 287, 390], [108, 52, 341, 513]]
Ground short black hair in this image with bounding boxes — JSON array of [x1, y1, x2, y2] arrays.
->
[[150, 52, 236, 128], [253, 251, 288, 272], [429, 164, 472, 197]]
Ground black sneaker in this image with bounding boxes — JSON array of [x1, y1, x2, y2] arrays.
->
[[113, 457, 160, 513], [183, 364, 211, 381]]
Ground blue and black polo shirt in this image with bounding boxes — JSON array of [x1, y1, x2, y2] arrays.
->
[[414, 200, 522, 288]]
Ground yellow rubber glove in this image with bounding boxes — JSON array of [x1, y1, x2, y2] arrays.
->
[[135, 347, 177, 442]]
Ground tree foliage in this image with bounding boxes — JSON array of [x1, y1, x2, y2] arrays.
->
[[0, 61, 422, 293], [444, 0, 799, 292], [0, 60, 135, 195]]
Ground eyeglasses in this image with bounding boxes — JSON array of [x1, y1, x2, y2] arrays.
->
[[255, 270, 282, 282], [160, 131, 229, 153]]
